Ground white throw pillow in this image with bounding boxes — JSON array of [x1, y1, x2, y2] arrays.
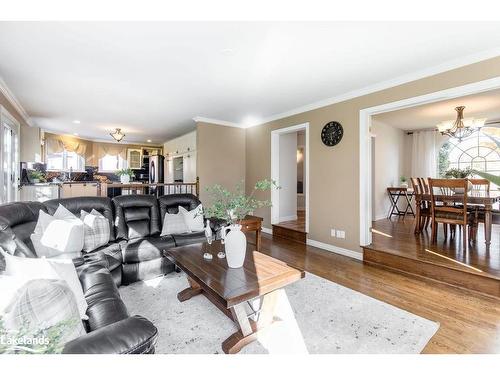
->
[[31, 204, 84, 258], [0, 247, 88, 320], [80, 209, 110, 252], [179, 204, 204, 232], [2, 278, 85, 353], [160, 211, 190, 236]]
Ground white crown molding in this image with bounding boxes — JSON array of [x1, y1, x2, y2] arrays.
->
[[41, 129, 163, 147], [253, 47, 500, 126], [0, 76, 34, 126], [197, 47, 500, 129], [306, 239, 363, 261], [192, 116, 244, 128]]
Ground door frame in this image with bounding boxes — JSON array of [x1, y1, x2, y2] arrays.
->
[[0, 105, 20, 203], [359, 76, 500, 247], [271, 122, 310, 233]]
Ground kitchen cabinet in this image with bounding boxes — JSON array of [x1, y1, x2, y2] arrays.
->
[[127, 148, 142, 169], [163, 131, 197, 183], [19, 184, 60, 202], [60, 183, 99, 198]]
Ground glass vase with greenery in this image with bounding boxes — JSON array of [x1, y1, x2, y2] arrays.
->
[[203, 179, 279, 225]]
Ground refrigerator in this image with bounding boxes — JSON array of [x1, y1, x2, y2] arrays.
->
[[149, 155, 165, 196]]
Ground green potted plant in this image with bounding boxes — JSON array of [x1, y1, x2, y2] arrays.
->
[[400, 176, 408, 188], [28, 170, 45, 184], [115, 168, 134, 184], [204, 179, 279, 268], [443, 167, 474, 192], [443, 167, 473, 179]]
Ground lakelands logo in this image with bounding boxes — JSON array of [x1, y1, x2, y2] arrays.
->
[[1, 335, 50, 346]]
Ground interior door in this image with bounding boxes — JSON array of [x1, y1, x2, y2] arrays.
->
[[1, 109, 19, 203]]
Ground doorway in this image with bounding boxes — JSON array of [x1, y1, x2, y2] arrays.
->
[[271, 123, 309, 241], [0, 107, 20, 203], [359, 76, 500, 247]]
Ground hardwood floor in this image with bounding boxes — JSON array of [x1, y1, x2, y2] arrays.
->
[[247, 232, 500, 353], [363, 218, 500, 297], [272, 210, 307, 243], [275, 210, 306, 232], [370, 217, 500, 277]]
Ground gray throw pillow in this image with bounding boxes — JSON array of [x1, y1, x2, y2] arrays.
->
[[2, 279, 86, 353], [80, 209, 110, 252]]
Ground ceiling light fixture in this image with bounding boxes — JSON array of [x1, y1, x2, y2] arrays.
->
[[147, 139, 152, 143], [73, 120, 81, 124], [110, 128, 125, 142], [436, 106, 485, 142]]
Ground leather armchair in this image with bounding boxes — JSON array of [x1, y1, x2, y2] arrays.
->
[[62, 315, 158, 354]]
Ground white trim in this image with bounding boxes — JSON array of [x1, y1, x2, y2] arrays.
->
[[262, 227, 273, 235], [0, 105, 21, 203], [0, 76, 33, 126], [279, 214, 298, 222], [270, 122, 310, 233], [359, 75, 500, 248], [192, 116, 242, 128], [306, 239, 363, 261]]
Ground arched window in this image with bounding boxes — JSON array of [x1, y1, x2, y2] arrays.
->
[[438, 127, 500, 188]]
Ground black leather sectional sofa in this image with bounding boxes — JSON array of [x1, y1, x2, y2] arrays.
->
[[0, 194, 221, 354]]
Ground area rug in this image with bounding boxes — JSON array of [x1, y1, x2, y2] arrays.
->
[[120, 271, 439, 354]]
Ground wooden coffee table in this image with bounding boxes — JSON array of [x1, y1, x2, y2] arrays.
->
[[165, 240, 305, 354]]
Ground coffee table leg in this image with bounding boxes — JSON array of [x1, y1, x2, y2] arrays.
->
[[222, 289, 279, 354], [177, 276, 203, 302]]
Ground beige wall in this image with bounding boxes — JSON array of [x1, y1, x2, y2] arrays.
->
[[245, 56, 500, 254], [371, 119, 410, 220], [196, 122, 246, 205], [0, 91, 41, 162]]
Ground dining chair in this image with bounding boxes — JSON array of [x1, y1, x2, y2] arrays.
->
[[468, 178, 491, 242], [410, 177, 431, 234], [418, 177, 432, 231], [428, 178, 470, 249], [469, 178, 491, 193]]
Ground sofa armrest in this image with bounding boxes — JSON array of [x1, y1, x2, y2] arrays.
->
[[62, 315, 158, 354]]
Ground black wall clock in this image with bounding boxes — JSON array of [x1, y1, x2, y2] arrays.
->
[[321, 121, 344, 146]]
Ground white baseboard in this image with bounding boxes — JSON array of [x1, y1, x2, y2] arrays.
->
[[306, 239, 363, 261], [279, 215, 298, 222], [373, 214, 387, 221], [262, 227, 273, 235]]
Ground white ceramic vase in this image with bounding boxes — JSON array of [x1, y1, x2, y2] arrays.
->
[[120, 174, 130, 184], [222, 224, 247, 268]]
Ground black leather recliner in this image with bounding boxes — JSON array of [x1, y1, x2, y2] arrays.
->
[[0, 193, 222, 354], [112, 194, 176, 285]]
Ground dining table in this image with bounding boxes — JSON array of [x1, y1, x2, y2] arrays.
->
[[417, 190, 499, 248]]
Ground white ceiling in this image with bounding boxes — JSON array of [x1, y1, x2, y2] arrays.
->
[[374, 88, 500, 130], [2, 22, 500, 143]]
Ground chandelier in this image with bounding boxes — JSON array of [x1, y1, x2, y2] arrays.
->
[[110, 128, 125, 142], [436, 106, 485, 142]]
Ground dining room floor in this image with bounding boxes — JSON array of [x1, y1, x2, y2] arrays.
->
[[367, 217, 500, 279]]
